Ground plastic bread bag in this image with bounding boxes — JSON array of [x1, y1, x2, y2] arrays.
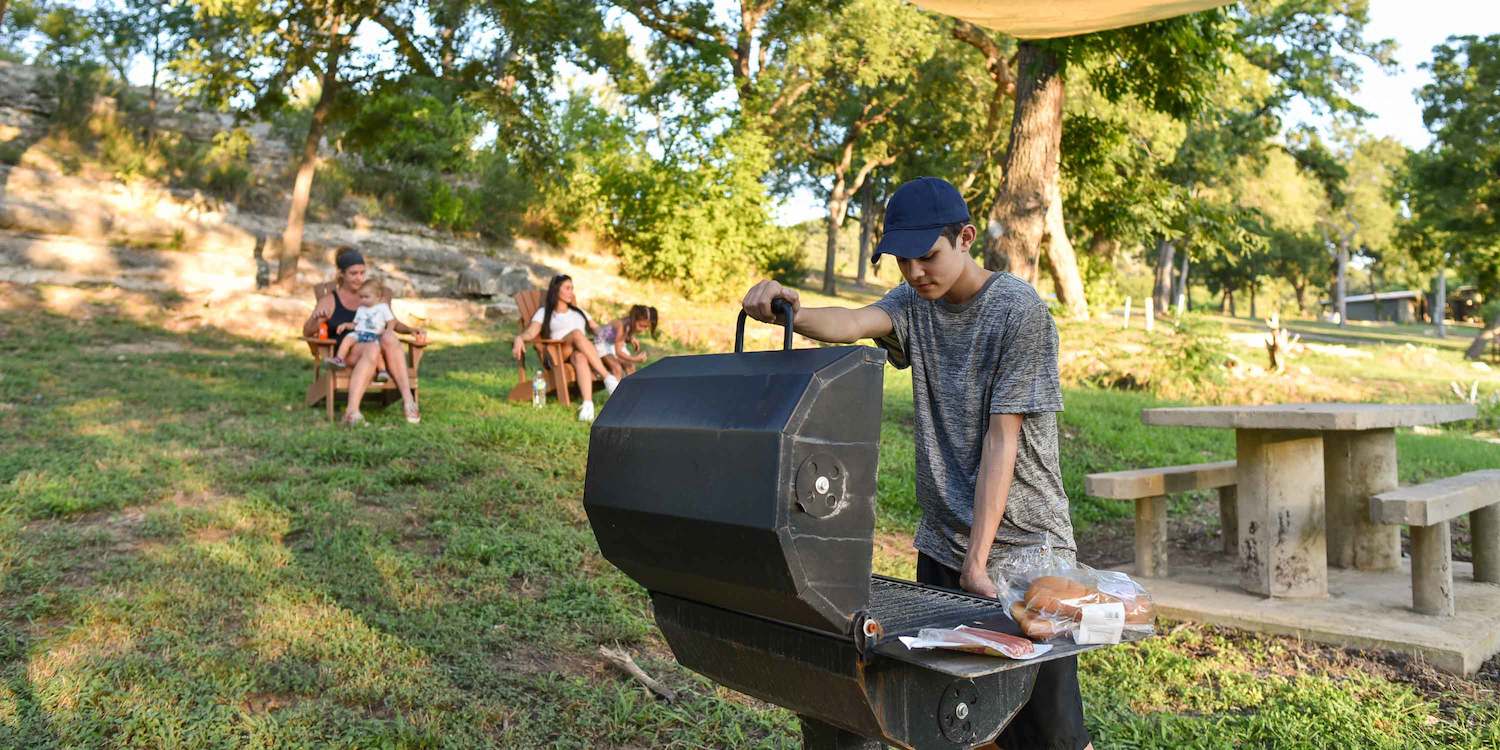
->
[[899, 625, 1054, 660], [991, 542, 1156, 644]]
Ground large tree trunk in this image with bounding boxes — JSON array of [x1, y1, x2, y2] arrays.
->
[[277, 14, 346, 286], [984, 42, 1063, 286], [857, 180, 874, 288], [0, 0, 9, 30], [1042, 181, 1087, 318], [822, 148, 889, 296], [822, 191, 848, 296], [1250, 279, 1257, 320], [1293, 278, 1307, 314], [145, 5, 162, 142], [1152, 238, 1175, 313]]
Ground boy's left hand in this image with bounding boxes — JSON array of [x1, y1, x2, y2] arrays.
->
[[959, 564, 999, 599]]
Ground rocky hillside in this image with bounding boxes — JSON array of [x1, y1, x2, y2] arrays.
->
[[0, 61, 555, 332]]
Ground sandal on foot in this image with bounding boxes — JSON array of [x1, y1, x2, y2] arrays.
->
[[404, 402, 421, 424], [341, 412, 365, 427]]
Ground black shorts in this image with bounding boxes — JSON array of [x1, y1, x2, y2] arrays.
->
[[916, 553, 1091, 750]]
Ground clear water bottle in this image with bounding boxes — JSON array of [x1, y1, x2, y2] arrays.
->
[[531, 370, 546, 408]]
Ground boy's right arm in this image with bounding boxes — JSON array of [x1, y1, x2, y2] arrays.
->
[[741, 280, 892, 344]]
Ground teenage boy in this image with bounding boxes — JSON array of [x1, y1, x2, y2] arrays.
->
[[741, 176, 1088, 750]]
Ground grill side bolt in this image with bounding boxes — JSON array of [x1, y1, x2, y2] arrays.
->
[[954, 702, 969, 721], [815, 476, 830, 494]]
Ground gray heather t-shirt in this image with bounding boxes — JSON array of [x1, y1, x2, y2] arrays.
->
[[872, 272, 1076, 572]]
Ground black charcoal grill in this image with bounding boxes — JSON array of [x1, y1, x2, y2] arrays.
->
[[583, 304, 1112, 749]]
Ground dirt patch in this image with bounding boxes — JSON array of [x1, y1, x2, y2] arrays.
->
[[506, 575, 545, 601], [503, 645, 603, 679], [355, 501, 443, 557], [1080, 519, 1235, 571], [874, 530, 915, 561], [192, 526, 233, 544], [86, 339, 187, 356], [242, 692, 300, 714], [25, 504, 147, 536]]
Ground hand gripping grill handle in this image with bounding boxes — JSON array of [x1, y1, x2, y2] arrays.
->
[[734, 298, 794, 353]]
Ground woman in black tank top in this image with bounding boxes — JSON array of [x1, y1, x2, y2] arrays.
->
[[326, 291, 357, 347], [302, 247, 427, 425]]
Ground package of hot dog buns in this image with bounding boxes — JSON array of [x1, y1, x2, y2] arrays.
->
[[992, 545, 1156, 644]]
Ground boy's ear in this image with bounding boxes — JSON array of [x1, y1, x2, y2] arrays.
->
[[959, 224, 978, 252]]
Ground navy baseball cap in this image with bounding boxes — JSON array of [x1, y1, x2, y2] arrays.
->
[[873, 177, 971, 260]]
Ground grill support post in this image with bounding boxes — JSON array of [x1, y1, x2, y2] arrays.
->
[[800, 716, 885, 750]]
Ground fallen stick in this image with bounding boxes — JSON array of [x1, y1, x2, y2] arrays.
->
[[598, 645, 677, 703]]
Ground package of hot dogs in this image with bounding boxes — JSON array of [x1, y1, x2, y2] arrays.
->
[[993, 545, 1156, 644], [899, 625, 1054, 660]]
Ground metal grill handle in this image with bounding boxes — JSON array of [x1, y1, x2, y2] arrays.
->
[[735, 298, 795, 353]]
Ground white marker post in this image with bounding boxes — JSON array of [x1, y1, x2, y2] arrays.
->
[[1122, 297, 1132, 329], [1145, 298, 1155, 332]]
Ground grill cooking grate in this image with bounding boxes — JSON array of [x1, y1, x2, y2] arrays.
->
[[867, 575, 1010, 639]]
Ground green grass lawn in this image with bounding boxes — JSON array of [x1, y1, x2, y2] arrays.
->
[[2, 301, 1499, 748]]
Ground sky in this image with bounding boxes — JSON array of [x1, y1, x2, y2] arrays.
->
[[1317, 0, 1500, 148], [774, 0, 1500, 225]]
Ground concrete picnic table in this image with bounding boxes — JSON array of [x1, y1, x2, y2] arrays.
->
[[1140, 403, 1478, 599]]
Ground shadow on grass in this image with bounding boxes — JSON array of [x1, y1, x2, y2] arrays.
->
[[1, 307, 793, 747]]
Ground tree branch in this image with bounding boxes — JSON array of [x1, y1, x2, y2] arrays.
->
[[951, 20, 1014, 95], [629, 1, 735, 61], [372, 12, 435, 78], [767, 78, 813, 117]]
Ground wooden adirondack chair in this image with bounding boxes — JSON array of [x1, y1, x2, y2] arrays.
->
[[304, 281, 427, 421], [506, 288, 601, 407]]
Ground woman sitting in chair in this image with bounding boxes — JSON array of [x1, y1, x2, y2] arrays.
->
[[510, 274, 618, 423], [304, 247, 426, 426]]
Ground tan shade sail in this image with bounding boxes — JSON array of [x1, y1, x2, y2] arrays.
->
[[909, 0, 1231, 39]]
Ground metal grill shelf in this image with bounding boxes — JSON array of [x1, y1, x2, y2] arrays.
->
[[868, 575, 1011, 640]]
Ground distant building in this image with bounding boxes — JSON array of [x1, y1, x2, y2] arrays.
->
[[1320, 290, 1420, 324]]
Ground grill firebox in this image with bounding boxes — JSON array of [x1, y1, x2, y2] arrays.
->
[[583, 308, 1128, 749]]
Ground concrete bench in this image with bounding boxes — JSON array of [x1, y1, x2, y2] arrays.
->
[[1371, 470, 1500, 616], [1084, 460, 1237, 578]]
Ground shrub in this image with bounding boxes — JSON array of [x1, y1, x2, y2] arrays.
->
[[309, 158, 353, 220], [1154, 314, 1229, 398], [602, 128, 801, 300], [1480, 299, 1500, 327], [1077, 251, 1124, 314]]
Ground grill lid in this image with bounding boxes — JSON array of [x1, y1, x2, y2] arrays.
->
[[584, 309, 885, 635]]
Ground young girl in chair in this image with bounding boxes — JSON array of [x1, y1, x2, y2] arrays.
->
[[597, 304, 658, 378]]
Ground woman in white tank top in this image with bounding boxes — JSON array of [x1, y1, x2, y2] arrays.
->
[[510, 274, 618, 422]]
